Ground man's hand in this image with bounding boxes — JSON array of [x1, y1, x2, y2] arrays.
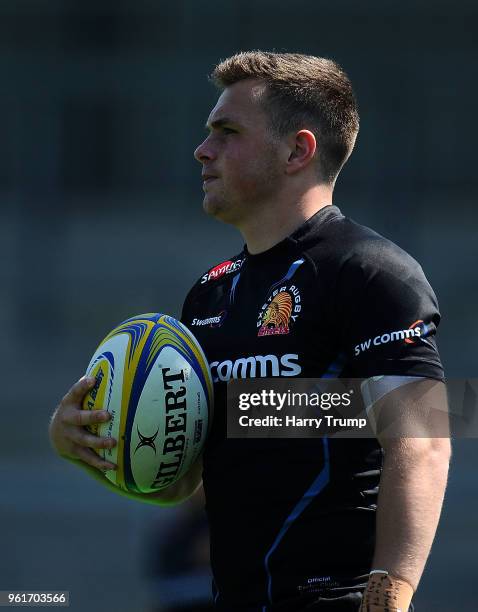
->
[[359, 571, 414, 611], [49, 376, 117, 472], [50, 376, 203, 506]]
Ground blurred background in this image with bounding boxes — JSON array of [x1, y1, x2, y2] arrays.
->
[[1, 0, 476, 610]]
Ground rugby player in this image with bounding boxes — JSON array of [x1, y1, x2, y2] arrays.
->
[[49, 51, 451, 611]]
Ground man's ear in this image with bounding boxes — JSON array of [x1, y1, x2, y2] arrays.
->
[[285, 130, 317, 175]]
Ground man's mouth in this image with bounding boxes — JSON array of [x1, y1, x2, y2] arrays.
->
[[202, 174, 218, 187], [202, 174, 218, 183]]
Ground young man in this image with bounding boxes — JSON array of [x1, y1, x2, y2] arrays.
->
[[50, 52, 451, 611]]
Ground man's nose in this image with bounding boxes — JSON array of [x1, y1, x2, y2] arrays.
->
[[194, 137, 215, 163]]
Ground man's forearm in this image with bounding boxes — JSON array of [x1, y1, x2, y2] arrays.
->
[[372, 437, 451, 591]]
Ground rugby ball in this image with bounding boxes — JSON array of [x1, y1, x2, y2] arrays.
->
[[82, 313, 213, 494]]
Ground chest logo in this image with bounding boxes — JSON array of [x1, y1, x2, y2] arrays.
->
[[257, 284, 301, 336], [190, 311, 227, 328], [201, 259, 244, 284]]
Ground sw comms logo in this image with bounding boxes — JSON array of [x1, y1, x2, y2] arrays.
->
[[201, 259, 243, 284], [257, 284, 301, 337], [210, 353, 301, 382], [354, 320, 430, 356]]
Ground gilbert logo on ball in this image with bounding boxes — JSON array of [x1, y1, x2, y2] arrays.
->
[[82, 314, 213, 494]]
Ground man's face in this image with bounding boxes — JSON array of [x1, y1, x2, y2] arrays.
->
[[194, 79, 285, 225]]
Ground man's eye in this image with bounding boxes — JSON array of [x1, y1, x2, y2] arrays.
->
[[222, 127, 236, 134]]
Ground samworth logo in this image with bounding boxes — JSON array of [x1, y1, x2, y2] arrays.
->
[[201, 259, 244, 284], [354, 320, 429, 356]]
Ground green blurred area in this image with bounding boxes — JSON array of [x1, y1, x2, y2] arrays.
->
[[1, 1, 477, 610]]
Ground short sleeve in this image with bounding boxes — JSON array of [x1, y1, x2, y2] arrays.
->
[[338, 242, 444, 381]]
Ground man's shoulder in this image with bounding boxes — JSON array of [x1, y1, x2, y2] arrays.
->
[[304, 212, 422, 280]]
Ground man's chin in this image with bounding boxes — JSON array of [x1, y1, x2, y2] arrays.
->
[[202, 196, 236, 225], [203, 196, 223, 218]]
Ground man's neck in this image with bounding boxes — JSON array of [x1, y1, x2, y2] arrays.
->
[[239, 184, 334, 254]]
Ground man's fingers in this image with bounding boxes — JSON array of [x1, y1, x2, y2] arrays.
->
[[57, 403, 111, 428], [62, 376, 96, 405], [69, 426, 117, 450], [56, 377, 118, 471], [75, 446, 117, 472], [70, 408, 111, 428]]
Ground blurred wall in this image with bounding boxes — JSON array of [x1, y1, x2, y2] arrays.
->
[[1, 1, 477, 611]]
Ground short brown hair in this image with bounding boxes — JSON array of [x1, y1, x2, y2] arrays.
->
[[211, 51, 359, 185]]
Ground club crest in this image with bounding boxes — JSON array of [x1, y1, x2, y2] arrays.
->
[[257, 284, 301, 336]]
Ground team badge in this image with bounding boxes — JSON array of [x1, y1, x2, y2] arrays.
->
[[257, 284, 302, 336]]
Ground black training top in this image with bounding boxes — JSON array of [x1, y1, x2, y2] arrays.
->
[[180, 205, 444, 611]]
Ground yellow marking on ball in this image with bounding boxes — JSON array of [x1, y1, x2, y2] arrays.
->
[[82, 360, 110, 437]]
